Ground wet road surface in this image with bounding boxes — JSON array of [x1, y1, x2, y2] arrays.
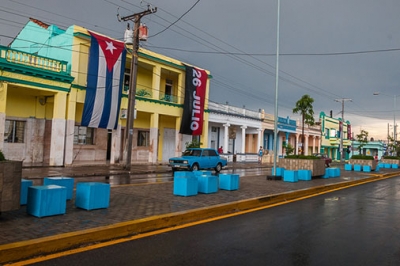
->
[[28, 175, 400, 266]]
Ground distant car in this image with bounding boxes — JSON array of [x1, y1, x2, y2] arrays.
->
[[169, 148, 228, 173], [313, 153, 332, 167]]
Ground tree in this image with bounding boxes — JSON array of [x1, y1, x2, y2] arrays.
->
[[355, 130, 369, 154], [293, 94, 315, 155], [185, 139, 203, 149]]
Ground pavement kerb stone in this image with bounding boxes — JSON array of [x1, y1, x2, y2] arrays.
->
[[1, 171, 399, 264]]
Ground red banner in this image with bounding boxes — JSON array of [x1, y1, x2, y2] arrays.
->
[[179, 65, 207, 135]]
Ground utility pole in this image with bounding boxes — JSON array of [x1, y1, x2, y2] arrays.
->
[[335, 98, 352, 162], [120, 6, 157, 170]]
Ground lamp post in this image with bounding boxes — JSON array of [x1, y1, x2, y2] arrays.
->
[[272, 0, 280, 177], [373, 92, 399, 142]]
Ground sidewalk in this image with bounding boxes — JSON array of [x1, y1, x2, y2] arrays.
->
[[1, 163, 399, 264]]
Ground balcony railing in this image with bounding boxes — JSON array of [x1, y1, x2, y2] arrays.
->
[[159, 92, 178, 103], [0, 45, 69, 74]]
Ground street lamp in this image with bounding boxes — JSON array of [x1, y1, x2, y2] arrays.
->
[[373, 92, 400, 142], [272, 0, 280, 177]]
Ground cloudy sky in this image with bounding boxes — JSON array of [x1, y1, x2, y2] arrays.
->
[[1, 0, 400, 140]]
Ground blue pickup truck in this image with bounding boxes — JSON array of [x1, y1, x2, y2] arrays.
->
[[169, 148, 228, 173]]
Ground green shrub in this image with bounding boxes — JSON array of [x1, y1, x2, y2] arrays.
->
[[383, 156, 400, 160], [350, 155, 374, 160], [284, 155, 319, 160], [0, 150, 5, 161]]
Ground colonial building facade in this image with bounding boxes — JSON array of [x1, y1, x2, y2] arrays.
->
[[2, 19, 210, 165]]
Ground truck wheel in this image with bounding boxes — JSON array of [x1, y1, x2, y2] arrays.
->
[[215, 163, 222, 173], [191, 163, 199, 171]]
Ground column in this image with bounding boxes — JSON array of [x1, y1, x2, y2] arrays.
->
[[49, 92, 67, 166], [177, 73, 183, 105], [0, 82, 7, 151], [223, 123, 230, 153], [64, 89, 77, 165], [111, 125, 122, 164], [149, 113, 159, 163], [175, 117, 182, 156], [312, 136, 316, 154], [241, 126, 247, 153], [295, 134, 299, 155], [318, 136, 321, 153], [304, 134, 309, 155], [152, 65, 161, 100], [258, 128, 263, 150]]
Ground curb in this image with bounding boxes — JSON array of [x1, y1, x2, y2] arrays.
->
[[1, 172, 397, 264]]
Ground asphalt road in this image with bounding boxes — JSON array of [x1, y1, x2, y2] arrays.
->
[[26, 175, 400, 266]]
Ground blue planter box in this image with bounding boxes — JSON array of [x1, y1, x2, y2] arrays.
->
[[354, 164, 362, 172], [27, 185, 67, 217], [173, 175, 198, 196], [20, 179, 33, 205], [197, 175, 218, 194], [384, 163, 391, 169], [44, 177, 74, 200], [298, 170, 311, 181], [219, 173, 240, 190], [75, 182, 111, 210], [283, 170, 298, 182], [392, 164, 399, 169]]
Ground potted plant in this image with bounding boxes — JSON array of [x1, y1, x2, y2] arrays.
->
[[349, 130, 377, 170], [279, 155, 326, 177], [0, 150, 22, 213]]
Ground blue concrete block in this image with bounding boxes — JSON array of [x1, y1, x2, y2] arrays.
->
[[193, 170, 212, 177], [344, 164, 352, 171], [375, 165, 380, 172], [384, 163, 391, 169], [20, 179, 33, 205], [298, 170, 311, 181], [271, 167, 285, 176], [197, 175, 218, 194], [363, 165, 371, 172], [322, 169, 330, 178], [174, 171, 195, 178], [27, 185, 67, 217], [44, 177, 74, 200], [75, 182, 111, 210], [329, 167, 340, 177], [173, 175, 198, 196], [354, 164, 362, 172], [219, 173, 240, 190], [392, 164, 399, 169], [378, 163, 385, 168], [283, 170, 298, 182]]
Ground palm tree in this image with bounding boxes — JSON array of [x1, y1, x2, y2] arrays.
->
[[293, 94, 315, 155]]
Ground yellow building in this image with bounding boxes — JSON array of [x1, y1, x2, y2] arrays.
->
[[2, 19, 210, 166], [320, 111, 351, 161]]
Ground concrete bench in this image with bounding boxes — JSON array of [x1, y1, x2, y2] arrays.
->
[[363, 165, 371, 172], [283, 170, 298, 182], [20, 179, 33, 205], [173, 172, 198, 196], [344, 164, 352, 171], [298, 170, 311, 181], [75, 182, 111, 210], [354, 164, 362, 172], [197, 174, 218, 194], [218, 173, 240, 190], [44, 177, 74, 200], [27, 185, 67, 217]]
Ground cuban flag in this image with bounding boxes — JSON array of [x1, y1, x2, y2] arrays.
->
[[81, 31, 126, 129]]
